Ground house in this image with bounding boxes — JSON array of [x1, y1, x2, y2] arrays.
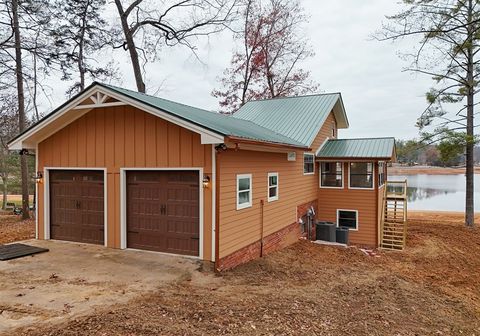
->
[[8, 82, 397, 270]]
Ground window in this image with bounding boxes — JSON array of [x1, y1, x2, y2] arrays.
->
[[320, 162, 343, 188], [331, 122, 336, 138], [378, 162, 385, 187], [236, 174, 252, 210], [303, 153, 315, 175], [267, 172, 279, 202], [349, 162, 374, 189], [337, 210, 358, 230]]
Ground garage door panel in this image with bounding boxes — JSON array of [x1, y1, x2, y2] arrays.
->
[[127, 170, 200, 256], [50, 170, 104, 245]]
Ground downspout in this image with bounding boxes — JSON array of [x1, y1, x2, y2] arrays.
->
[[214, 147, 221, 271], [260, 199, 265, 257]]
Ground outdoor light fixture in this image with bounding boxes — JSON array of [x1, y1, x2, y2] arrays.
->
[[203, 175, 210, 187], [215, 143, 227, 152], [35, 171, 43, 184]]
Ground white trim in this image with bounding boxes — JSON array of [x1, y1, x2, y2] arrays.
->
[[336, 209, 359, 231], [43, 167, 108, 246], [267, 172, 279, 202], [73, 101, 126, 109], [8, 85, 224, 150], [236, 173, 252, 210], [348, 162, 375, 190], [35, 144, 38, 239], [319, 161, 344, 189], [211, 145, 216, 262], [303, 152, 315, 175], [120, 167, 204, 260]]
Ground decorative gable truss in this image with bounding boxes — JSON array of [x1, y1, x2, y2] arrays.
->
[[74, 91, 126, 110]]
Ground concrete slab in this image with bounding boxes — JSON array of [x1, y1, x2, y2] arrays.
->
[[0, 240, 216, 333]]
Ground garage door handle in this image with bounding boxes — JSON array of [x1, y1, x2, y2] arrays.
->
[[128, 230, 139, 234], [191, 237, 199, 240]]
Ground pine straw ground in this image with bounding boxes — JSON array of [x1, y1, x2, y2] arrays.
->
[[6, 212, 480, 336], [0, 213, 35, 244]]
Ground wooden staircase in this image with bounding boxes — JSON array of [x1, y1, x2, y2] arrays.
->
[[380, 180, 408, 250]]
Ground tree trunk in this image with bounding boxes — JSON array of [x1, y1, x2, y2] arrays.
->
[[78, 0, 90, 91], [12, 0, 30, 220], [1, 177, 6, 210], [114, 0, 146, 93], [465, 0, 475, 228]]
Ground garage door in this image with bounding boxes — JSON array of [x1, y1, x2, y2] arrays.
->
[[126, 171, 200, 256], [50, 170, 104, 245]]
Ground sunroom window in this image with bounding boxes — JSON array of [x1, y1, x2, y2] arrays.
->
[[320, 162, 343, 188], [378, 162, 385, 187], [237, 174, 252, 210], [349, 162, 373, 189]]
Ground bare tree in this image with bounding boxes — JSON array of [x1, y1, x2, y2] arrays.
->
[[212, 0, 318, 114], [377, 0, 480, 227], [0, 93, 18, 210], [51, 0, 117, 96], [113, 0, 238, 93]]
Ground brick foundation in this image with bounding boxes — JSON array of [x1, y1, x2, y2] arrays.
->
[[296, 200, 318, 240], [216, 221, 302, 271], [216, 200, 318, 271]]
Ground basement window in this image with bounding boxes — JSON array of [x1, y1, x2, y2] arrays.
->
[[337, 210, 358, 230], [349, 162, 374, 189], [267, 172, 279, 202], [237, 174, 252, 210], [303, 153, 315, 175], [320, 162, 343, 188]]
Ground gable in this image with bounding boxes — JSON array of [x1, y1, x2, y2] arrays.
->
[[9, 84, 224, 150], [38, 105, 210, 169]]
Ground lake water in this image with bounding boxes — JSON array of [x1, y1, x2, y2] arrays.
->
[[389, 174, 480, 212]]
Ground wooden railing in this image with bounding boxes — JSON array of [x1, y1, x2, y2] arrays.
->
[[380, 180, 408, 250]]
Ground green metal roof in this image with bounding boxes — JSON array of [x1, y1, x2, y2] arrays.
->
[[99, 83, 306, 147], [316, 138, 396, 159], [233, 94, 349, 147]]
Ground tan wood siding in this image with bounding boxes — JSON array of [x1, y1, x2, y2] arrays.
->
[[317, 162, 379, 247], [218, 149, 319, 258], [37, 105, 213, 261], [311, 112, 337, 150]]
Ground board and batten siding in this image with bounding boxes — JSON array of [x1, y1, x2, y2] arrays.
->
[[36, 105, 214, 260], [317, 162, 380, 247]]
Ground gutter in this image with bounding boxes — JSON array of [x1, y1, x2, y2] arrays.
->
[[226, 136, 310, 151]]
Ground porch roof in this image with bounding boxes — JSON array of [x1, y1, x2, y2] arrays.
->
[[316, 137, 396, 160]]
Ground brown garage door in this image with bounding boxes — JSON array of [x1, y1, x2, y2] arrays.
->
[[126, 170, 200, 256], [50, 170, 104, 245]]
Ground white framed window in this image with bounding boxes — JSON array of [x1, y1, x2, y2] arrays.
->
[[337, 209, 358, 231], [267, 172, 279, 202], [320, 162, 343, 188], [378, 162, 385, 187], [303, 153, 315, 175], [236, 174, 252, 210], [331, 121, 336, 138], [349, 162, 374, 189]]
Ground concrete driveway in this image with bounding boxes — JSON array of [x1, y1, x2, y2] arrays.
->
[[0, 240, 213, 333]]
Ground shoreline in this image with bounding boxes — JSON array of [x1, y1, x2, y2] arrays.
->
[[388, 166, 480, 176]]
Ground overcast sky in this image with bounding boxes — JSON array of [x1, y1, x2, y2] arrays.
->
[[45, 0, 434, 141]]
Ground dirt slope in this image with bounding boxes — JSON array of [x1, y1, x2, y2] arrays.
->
[[7, 213, 480, 336]]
